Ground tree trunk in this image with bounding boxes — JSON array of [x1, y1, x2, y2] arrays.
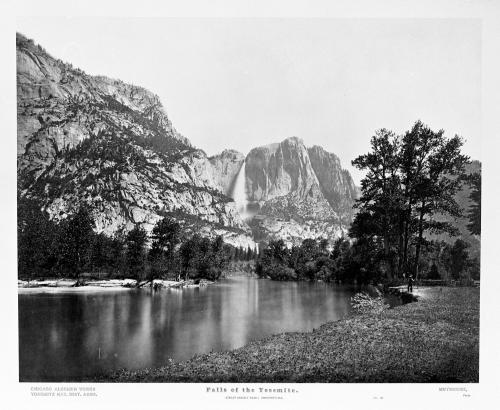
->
[[415, 200, 426, 281], [397, 211, 404, 277], [77, 249, 81, 280], [383, 234, 390, 279], [402, 202, 412, 273]]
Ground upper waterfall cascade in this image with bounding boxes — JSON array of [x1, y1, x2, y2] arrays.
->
[[231, 161, 250, 220]]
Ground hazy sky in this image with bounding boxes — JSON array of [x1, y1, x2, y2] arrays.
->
[[17, 18, 481, 184]]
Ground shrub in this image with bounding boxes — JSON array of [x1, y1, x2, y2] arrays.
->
[[204, 266, 222, 281], [468, 257, 480, 280], [350, 292, 389, 314], [266, 264, 297, 281], [316, 265, 334, 282], [427, 263, 441, 279], [255, 259, 265, 278]]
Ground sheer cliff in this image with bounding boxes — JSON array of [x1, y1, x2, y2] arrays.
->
[[16, 33, 254, 248], [17, 33, 360, 248], [213, 137, 360, 245]]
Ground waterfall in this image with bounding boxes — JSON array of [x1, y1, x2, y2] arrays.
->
[[231, 161, 250, 220]]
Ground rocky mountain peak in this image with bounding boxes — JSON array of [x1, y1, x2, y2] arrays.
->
[[17, 33, 360, 248], [308, 145, 341, 165], [307, 145, 358, 221], [246, 136, 319, 203], [17, 33, 255, 249], [210, 149, 244, 162], [243, 136, 359, 245], [282, 136, 304, 146]]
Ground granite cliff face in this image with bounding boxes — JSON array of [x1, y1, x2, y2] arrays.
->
[[246, 137, 319, 202], [16, 33, 255, 248], [307, 145, 359, 223], [17, 33, 360, 248], [208, 149, 245, 196], [241, 137, 358, 245]]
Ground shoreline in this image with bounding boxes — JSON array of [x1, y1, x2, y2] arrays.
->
[[98, 286, 479, 383], [18, 278, 214, 291]]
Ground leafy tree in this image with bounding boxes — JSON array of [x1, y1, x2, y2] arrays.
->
[[256, 239, 288, 279], [319, 238, 330, 254], [467, 172, 481, 235], [90, 232, 119, 274], [444, 239, 470, 280], [257, 236, 387, 284], [331, 236, 350, 260], [209, 235, 229, 280], [178, 234, 229, 281], [351, 121, 469, 280], [268, 239, 288, 263], [315, 256, 335, 281], [151, 217, 181, 256], [352, 129, 402, 278], [110, 227, 127, 278], [468, 257, 480, 280], [195, 236, 213, 277], [427, 263, 440, 280], [246, 246, 253, 261], [179, 234, 200, 280], [408, 124, 468, 279], [18, 196, 60, 278], [149, 217, 181, 280], [59, 207, 95, 278], [296, 239, 320, 280], [126, 225, 148, 280]]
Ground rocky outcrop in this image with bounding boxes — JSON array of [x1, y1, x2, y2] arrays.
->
[[17, 33, 361, 249], [248, 215, 347, 246], [308, 145, 358, 222], [208, 149, 245, 196], [17, 35, 190, 171], [246, 137, 318, 202], [16, 33, 255, 249], [243, 137, 358, 245]]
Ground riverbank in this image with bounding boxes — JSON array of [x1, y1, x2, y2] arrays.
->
[[18, 278, 214, 291], [104, 287, 479, 383]]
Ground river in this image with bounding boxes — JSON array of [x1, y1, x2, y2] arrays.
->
[[18, 276, 357, 381]]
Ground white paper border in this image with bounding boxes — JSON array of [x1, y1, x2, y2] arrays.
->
[[1, 1, 499, 409]]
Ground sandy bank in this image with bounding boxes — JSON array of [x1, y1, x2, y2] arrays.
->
[[18, 278, 214, 292]]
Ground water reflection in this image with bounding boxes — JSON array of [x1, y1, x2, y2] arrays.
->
[[19, 277, 355, 381]]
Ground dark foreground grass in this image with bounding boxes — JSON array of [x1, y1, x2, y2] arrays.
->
[[101, 287, 479, 383]]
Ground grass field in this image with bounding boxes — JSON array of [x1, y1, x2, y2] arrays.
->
[[103, 287, 479, 383]]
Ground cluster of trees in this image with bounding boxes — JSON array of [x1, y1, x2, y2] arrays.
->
[[256, 235, 479, 284], [18, 120, 481, 286], [256, 238, 336, 282], [467, 171, 481, 236], [422, 239, 480, 282], [233, 246, 258, 261], [256, 236, 393, 283], [100, 95, 192, 154], [349, 121, 479, 280], [18, 197, 239, 282], [257, 121, 480, 284]]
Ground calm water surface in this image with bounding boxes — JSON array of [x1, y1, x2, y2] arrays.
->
[[19, 276, 356, 381]]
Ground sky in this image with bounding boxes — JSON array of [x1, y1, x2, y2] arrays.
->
[[17, 18, 481, 184]]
